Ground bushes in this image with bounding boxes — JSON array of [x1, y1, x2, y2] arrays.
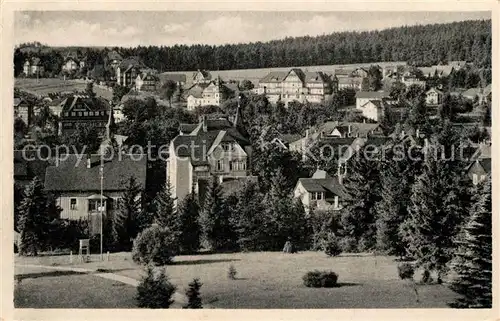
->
[[136, 266, 176, 308], [303, 270, 339, 288], [132, 226, 178, 266], [339, 236, 358, 253], [322, 233, 342, 257], [397, 263, 415, 280]]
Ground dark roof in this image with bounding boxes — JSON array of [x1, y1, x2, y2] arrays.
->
[[108, 50, 123, 61], [298, 176, 351, 199], [281, 134, 302, 144], [356, 91, 389, 99], [44, 154, 147, 192], [60, 95, 109, 113], [304, 71, 330, 84], [259, 71, 288, 83], [186, 83, 209, 98], [159, 73, 187, 84], [179, 123, 198, 134], [332, 122, 381, 137], [197, 176, 259, 205], [14, 150, 50, 183], [118, 56, 146, 70]]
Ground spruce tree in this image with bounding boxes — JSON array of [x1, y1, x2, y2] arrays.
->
[[448, 176, 492, 308], [153, 180, 178, 229], [400, 155, 464, 281], [112, 176, 142, 251], [183, 278, 203, 309], [17, 177, 54, 256], [177, 191, 201, 254], [375, 160, 409, 256], [341, 152, 381, 251], [198, 176, 229, 251]]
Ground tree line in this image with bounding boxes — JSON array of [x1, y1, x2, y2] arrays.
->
[[14, 19, 491, 77]]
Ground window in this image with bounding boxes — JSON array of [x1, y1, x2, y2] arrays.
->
[[216, 160, 224, 172], [472, 174, 478, 185], [71, 112, 76, 116], [84, 111, 88, 116], [310, 192, 323, 201], [229, 160, 246, 171], [88, 200, 97, 212], [70, 198, 77, 210], [221, 143, 231, 152]]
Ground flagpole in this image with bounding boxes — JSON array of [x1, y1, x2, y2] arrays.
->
[[100, 160, 104, 261]]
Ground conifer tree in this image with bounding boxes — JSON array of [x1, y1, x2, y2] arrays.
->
[[177, 190, 201, 254], [112, 176, 142, 250], [199, 176, 230, 251], [17, 177, 55, 256], [400, 156, 464, 281], [341, 152, 381, 251], [183, 278, 203, 309], [153, 180, 178, 229], [449, 176, 492, 308]]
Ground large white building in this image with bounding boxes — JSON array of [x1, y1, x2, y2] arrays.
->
[[255, 68, 336, 106], [168, 111, 255, 203]]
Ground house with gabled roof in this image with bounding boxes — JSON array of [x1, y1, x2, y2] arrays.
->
[[58, 95, 110, 135], [294, 169, 351, 213], [426, 87, 444, 105], [186, 77, 230, 110], [44, 153, 147, 234], [23, 57, 44, 77], [192, 70, 212, 84], [159, 73, 187, 87], [62, 56, 80, 73], [107, 50, 123, 70], [168, 109, 254, 202], [116, 56, 147, 87], [135, 72, 159, 92], [256, 68, 335, 106]]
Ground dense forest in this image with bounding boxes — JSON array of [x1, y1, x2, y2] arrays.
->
[[15, 19, 491, 75]]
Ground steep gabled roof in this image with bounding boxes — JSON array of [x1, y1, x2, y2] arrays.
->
[[259, 71, 288, 83], [118, 56, 146, 70], [108, 50, 123, 61], [44, 154, 147, 192]]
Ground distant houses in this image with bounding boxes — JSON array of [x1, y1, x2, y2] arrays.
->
[[116, 56, 147, 87], [23, 57, 44, 77]]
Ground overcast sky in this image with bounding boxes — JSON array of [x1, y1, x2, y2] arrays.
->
[[15, 11, 490, 47]]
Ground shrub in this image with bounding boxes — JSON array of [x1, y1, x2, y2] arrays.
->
[[132, 226, 178, 266], [136, 266, 176, 308], [228, 264, 237, 280], [397, 263, 415, 280], [339, 236, 358, 253], [302, 270, 338, 288], [323, 233, 342, 257], [183, 278, 203, 309], [421, 269, 432, 283]]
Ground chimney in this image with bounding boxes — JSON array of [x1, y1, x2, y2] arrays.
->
[[87, 156, 92, 168], [202, 115, 207, 132]]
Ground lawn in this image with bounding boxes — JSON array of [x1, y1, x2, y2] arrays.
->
[[15, 78, 113, 100], [15, 251, 459, 309], [14, 266, 137, 308]]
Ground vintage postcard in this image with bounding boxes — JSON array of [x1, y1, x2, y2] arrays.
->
[[1, 1, 498, 321]]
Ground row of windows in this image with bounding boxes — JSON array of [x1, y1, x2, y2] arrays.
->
[[70, 198, 115, 211], [215, 160, 247, 172], [63, 111, 108, 117]]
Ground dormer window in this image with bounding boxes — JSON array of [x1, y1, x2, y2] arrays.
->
[[221, 143, 232, 152]]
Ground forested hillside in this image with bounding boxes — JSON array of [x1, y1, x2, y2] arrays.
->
[[15, 19, 491, 74]]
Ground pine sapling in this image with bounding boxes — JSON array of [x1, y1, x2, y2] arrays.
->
[[183, 278, 203, 309], [228, 264, 237, 280]]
